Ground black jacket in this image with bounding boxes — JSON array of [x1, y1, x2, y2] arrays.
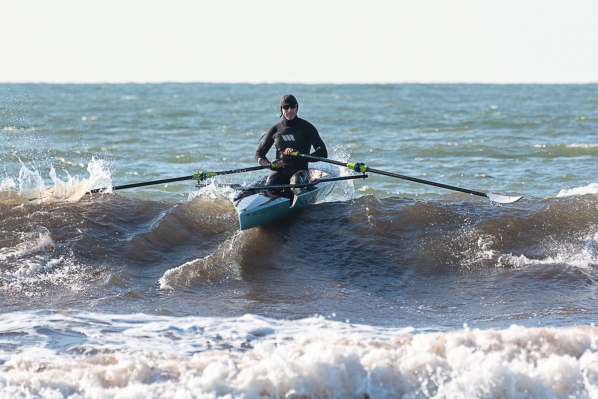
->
[[255, 117, 328, 170]]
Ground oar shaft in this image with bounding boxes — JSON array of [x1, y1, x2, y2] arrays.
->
[[210, 165, 269, 177], [293, 152, 489, 198], [240, 174, 369, 191], [89, 165, 269, 193], [365, 166, 488, 198], [89, 176, 194, 193], [199, 174, 368, 191], [111, 176, 194, 191]]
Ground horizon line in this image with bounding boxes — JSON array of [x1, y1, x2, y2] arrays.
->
[[2, 80, 598, 85]]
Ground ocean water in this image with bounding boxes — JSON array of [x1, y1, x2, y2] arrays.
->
[[1, 83, 598, 397]]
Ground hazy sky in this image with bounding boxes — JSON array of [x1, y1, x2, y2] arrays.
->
[[3, 0, 598, 84]]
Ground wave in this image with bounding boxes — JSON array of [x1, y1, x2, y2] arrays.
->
[[0, 311, 597, 398], [2, 172, 598, 328], [557, 183, 598, 198], [159, 231, 245, 290], [3, 189, 598, 290]]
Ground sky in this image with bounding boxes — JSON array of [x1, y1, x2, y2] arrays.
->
[[3, 0, 598, 84]]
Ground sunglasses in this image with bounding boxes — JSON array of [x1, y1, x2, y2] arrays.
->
[[282, 104, 298, 110]]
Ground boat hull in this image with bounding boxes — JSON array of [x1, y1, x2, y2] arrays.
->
[[234, 170, 336, 230]]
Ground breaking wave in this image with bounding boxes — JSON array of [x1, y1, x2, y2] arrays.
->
[[1, 311, 598, 398]]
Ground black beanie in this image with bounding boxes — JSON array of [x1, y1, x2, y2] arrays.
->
[[280, 94, 298, 107]]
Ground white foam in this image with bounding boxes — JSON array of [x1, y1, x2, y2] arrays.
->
[[557, 183, 598, 197], [497, 239, 598, 270], [566, 144, 598, 149], [457, 232, 500, 270], [0, 228, 55, 265], [0, 227, 90, 294], [497, 249, 598, 269], [459, 231, 598, 270], [1, 312, 597, 398], [188, 180, 237, 202]]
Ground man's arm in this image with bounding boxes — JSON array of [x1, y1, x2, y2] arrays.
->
[[255, 128, 276, 167], [309, 127, 328, 159]]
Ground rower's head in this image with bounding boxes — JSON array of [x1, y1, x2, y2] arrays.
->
[[280, 94, 298, 120]]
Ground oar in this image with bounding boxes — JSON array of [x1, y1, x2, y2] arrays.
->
[[290, 152, 522, 204], [204, 174, 369, 191], [89, 165, 269, 194]]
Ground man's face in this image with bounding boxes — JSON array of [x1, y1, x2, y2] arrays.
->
[[282, 104, 298, 120]]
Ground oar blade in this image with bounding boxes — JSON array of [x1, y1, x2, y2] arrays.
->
[[487, 192, 523, 204]]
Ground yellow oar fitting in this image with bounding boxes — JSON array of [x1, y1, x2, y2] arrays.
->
[[348, 162, 368, 173], [193, 171, 215, 181]]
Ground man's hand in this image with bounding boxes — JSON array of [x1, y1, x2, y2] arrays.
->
[[272, 160, 285, 169]]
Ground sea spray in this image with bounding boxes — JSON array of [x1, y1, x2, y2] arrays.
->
[[0, 178, 16, 192], [48, 157, 113, 201], [17, 164, 47, 202], [5, 157, 113, 204]]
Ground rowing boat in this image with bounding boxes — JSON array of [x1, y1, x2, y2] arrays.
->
[[193, 168, 367, 231], [232, 169, 334, 230], [232, 169, 367, 230]]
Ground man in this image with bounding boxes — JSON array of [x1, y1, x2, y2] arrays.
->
[[255, 94, 328, 196]]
